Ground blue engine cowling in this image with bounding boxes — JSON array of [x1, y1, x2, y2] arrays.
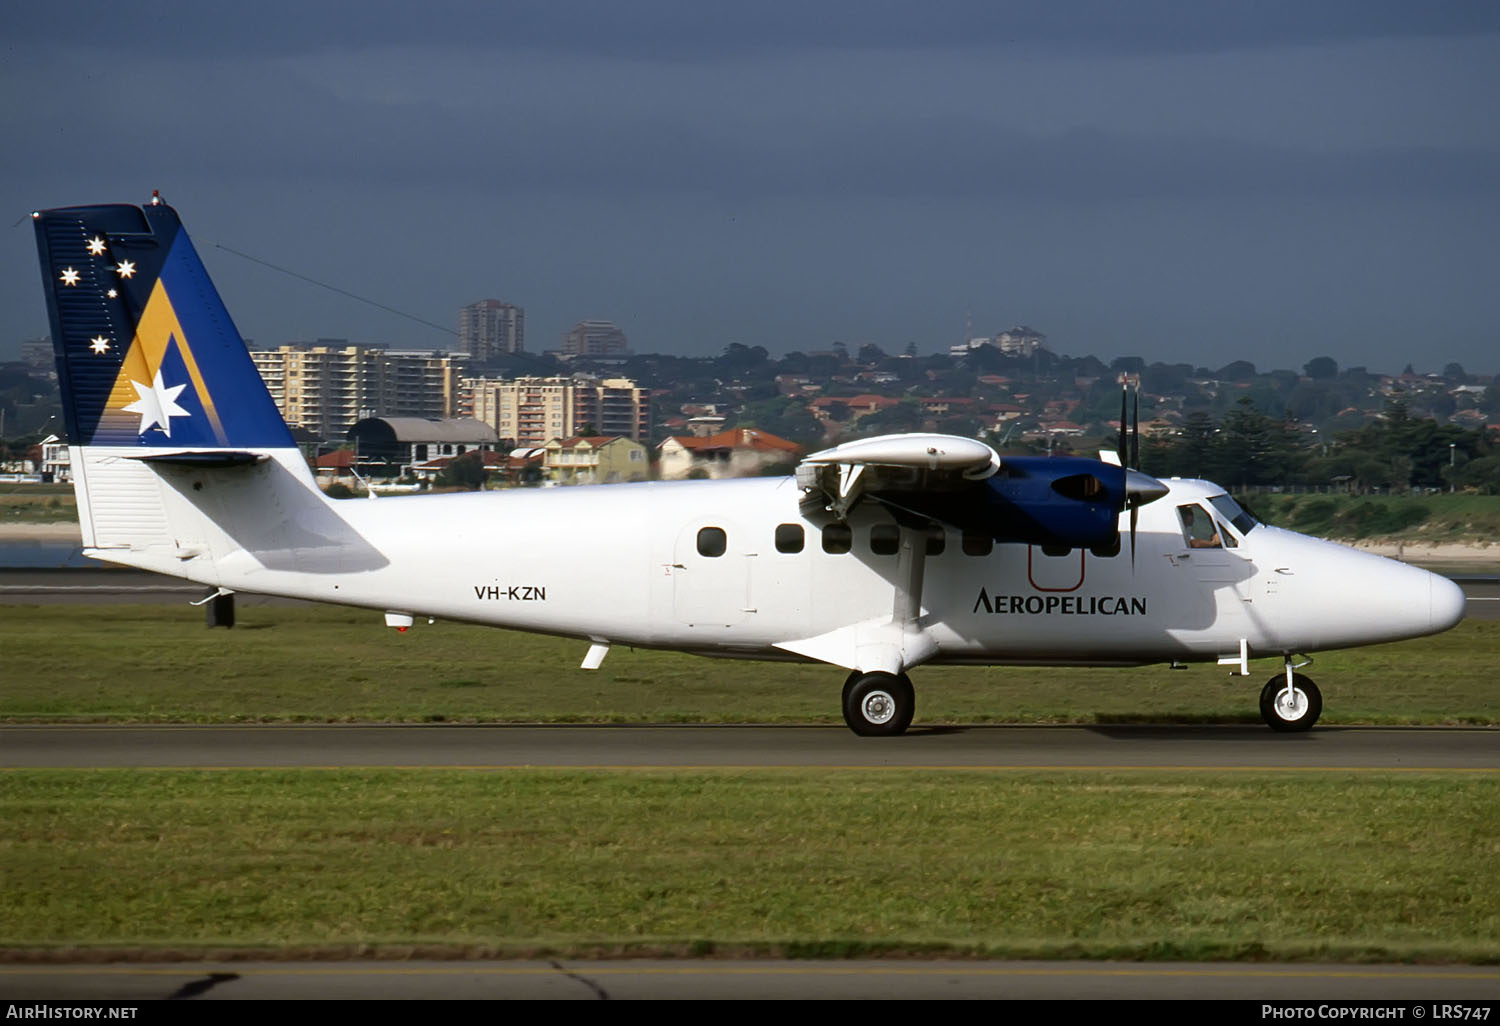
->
[[873, 456, 1127, 548]]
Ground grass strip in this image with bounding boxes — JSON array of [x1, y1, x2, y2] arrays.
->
[[1, 605, 1496, 725], [1, 769, 1496, 962]]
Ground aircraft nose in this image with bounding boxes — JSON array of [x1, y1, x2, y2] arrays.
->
[[1429, 573, 1466, 632]]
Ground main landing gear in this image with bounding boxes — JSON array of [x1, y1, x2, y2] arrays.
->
[[842, 671, 915, 737], [1259, 661, 1323, 732]]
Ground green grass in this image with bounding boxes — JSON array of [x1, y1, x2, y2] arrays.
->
[[1253, 492, 1500, 542], [0, 605, 1496, 725], [1, 769, 1495, 961], [0, 488, 74, 524]]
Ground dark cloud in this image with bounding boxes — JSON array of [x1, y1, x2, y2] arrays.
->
[[3, 2, 1498, 371], [6, 0, 1499, 60]]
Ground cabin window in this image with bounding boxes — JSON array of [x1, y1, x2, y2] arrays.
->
[[1090, 535, 1121, 558], [870, 524, 900, 556], [697, 527, 727, 558], [821, 524, 852, 554], [775, 523, 805, 553], [925, 525, 946, 556], [961, 529, 992, 556], [1208, 493, 1260, 535], [1177, 505, 1222, 549]]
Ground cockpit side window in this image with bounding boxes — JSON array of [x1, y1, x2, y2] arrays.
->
[[1208, 494, 1260, 535], [1177, 504, 1222, 549]]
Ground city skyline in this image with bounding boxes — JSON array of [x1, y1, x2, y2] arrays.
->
[[3, 2, 1498, 373]]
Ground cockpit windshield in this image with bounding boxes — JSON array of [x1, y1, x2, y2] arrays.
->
[[1208, 494, 1260, 535]]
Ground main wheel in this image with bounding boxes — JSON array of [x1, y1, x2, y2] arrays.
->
[[1259, 673, 1322, 732], [842, 671, 915, 737]]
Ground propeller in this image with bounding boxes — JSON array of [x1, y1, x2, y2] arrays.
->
[[1117, 375, 1165, 567]]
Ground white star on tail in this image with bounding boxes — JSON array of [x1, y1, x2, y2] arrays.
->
[[122, 370, 190, 437], [59, 267, 80, 286], [89, 337, 111, 355], [87, 237, 107, 256]]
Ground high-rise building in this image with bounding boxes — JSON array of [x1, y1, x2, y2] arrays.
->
[[250, 345, 466, 438], [561, 320, 629, 358], [465, 376, 651, 447], [459, 300, 525, 359]]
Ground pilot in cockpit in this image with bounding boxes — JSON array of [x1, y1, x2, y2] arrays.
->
[[1179, 505, 1221, 549]]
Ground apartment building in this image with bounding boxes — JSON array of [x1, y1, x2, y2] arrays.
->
[[560, 320, 629, 358], [250, 345, 465, 438], [465, 376, 651, 446], [458, 299, 525, 359]]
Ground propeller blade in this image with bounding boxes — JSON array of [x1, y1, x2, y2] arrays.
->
[[1130, 385, 1140, 470], [1129, 498, 1139, 568], [1117, 382, 1128, 465]]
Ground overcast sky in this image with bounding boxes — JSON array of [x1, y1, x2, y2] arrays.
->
[[4, 1, 1498, 373]]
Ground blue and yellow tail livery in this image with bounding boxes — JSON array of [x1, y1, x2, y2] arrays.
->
[[33, 198, 292, 450]]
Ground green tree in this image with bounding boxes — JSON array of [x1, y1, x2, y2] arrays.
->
[[436, 450, 488, 490], [1303, 356, 1338, 380]]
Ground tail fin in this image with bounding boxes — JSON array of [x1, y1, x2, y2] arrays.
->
[[33, 197, 293, 450], [33, 198, 329, 577]]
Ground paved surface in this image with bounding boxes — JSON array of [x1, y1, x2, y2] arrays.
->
[[2, 960, 1499, 1001], [2, 722, 1497, 770]]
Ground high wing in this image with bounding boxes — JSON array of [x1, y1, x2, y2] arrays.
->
[[795, 433, 999, 520], [796, 431, 1167, 550]]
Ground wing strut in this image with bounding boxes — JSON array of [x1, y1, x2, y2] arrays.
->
[[892, 524, 929, 628]]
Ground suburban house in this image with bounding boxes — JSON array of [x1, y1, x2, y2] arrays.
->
[[543, 436, 649, 485], [657, 427, 803, 480]]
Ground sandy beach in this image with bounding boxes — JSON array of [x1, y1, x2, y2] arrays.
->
[[1, 522, 82, 540]]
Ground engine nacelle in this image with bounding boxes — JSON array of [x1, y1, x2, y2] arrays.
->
[[873, 456, 1126, 548]]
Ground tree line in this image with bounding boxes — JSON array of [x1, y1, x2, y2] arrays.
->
[[1142, 396, 1500, 494]]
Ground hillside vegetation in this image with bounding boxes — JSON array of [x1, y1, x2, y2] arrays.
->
[[1249, 492, 1500, 543]]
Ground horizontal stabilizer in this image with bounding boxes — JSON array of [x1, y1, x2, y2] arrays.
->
[[133, 450, 270, 469]]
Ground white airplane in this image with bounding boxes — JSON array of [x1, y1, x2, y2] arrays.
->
[[32, 199, 1467, 735]]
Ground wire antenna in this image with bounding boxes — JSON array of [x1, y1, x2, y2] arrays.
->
[[211, 242, 458, 338]]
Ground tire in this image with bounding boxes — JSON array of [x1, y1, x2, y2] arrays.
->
[[842, 672, 915, 737], [1259, 673, 1322, 732]]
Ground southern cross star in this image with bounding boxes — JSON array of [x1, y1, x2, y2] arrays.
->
[[122, 369, 190, 437], [60, 267, 80, 286], [89, 337, 111, 355], [87, 237, 107, 256], [115, 260, 136, 279]]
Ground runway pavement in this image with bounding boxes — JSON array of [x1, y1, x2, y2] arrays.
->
[[4, 959, 1499, 1001], [3, 722, 1497, 769]]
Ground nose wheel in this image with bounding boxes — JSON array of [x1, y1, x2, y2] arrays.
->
[[1259, 672, 1322, 732], [842, 671, 915, 736]]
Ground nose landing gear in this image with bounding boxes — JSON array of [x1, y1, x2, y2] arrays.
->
[[1260, 656, 1322, 732]]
